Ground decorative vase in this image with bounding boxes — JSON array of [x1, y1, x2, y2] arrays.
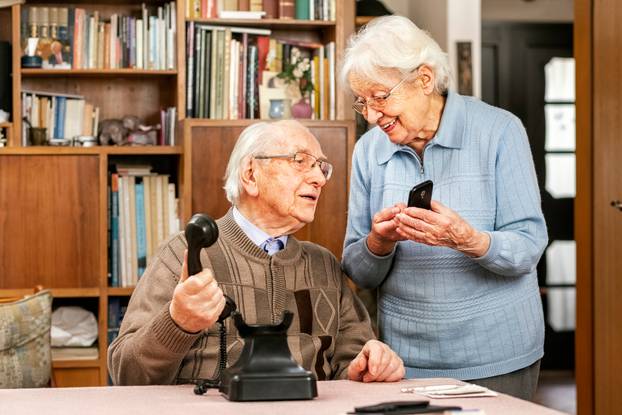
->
[[291, 96, 313, 119]]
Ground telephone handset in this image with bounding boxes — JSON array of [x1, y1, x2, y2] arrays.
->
[[185, 213, 236, 322], [184, 213, 236, 395]]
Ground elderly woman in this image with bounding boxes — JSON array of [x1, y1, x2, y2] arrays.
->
[[340, 16, 548, 400]]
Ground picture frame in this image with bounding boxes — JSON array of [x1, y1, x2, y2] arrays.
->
[[456, 41, 473, 96]]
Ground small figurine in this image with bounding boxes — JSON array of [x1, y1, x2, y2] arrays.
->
[[98, 116, 160, 146], [98, 119, 128, 146]]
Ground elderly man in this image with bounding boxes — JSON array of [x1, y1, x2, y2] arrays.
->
[[108, 120, 405, 385]]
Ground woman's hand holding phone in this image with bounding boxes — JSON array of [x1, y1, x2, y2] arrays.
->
[[396, 200, 491, 257]]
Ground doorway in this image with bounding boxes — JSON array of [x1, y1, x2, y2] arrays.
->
[[482, 22, 575, 413]]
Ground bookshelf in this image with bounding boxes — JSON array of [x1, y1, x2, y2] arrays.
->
[[0, 0, 356, 387]]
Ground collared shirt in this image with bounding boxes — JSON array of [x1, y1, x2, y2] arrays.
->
[[232, 206, 288, 255]]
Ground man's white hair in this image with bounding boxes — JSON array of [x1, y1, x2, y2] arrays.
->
[[340, 15, 451, 94], [223, 120, 313, 205]]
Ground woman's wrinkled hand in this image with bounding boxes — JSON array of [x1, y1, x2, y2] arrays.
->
[[366, 204, 407, 256], [394, 200, 490, 257]]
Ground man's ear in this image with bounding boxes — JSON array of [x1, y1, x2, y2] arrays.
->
[[417, 65, 436, 95], [240, 157, 259, 197]]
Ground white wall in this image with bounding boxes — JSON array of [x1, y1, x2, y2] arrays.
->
[[447, 0, 481, 98], [405, 0, 448, 54], [383, 0, 481, 97], [482, 0, 573, 22]]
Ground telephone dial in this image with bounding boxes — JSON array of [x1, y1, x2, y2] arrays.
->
[[185, 214, 317, 401]]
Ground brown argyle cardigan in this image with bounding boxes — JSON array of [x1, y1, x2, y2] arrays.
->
[[108, 210, 375, 385]]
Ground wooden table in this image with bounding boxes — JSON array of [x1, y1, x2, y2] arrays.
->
[[0, 378, 567, 414]]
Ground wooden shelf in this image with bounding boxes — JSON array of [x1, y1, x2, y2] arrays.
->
[[21, 69, 177, 77], [0, 146, 183, 155], [107, 287, 134, 296], [184, 118, 352, 128], [187, 18, 336, 29], [52, 359, 101, 369], [0, 288, 100, 298]]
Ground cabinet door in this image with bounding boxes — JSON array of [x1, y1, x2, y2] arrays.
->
[[0, 155, 100, 288], [593, 0, 622, 412], [188, 122, 354, 259]]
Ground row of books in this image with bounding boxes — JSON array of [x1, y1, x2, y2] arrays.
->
[[186, 23, 335, 119], [22, 90, 99, 143], [108, 168, 180, 288], [187, 0, 335, 21], [21, 3, 176, 70]]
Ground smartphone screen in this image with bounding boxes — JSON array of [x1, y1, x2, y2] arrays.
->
[[407, 180, 433, 210]]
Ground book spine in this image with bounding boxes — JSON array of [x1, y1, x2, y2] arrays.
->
[[143, 176, 153, 265], [262, 0, 277, 18], [149, 174, 159, 256], [142, 4, 148, 70], [328, 41, 335, 120], [108, 297, 120, 329], [278, 0, 295, 19], [154, 175, 164, 246], [197, 28, 205, 118], [118, 175, 126, 286], [111, 173, 120, 287], [186, 22, 194, 117], [57, 96, 66, 138], [107, 182, 112, 286], [246, 44, 258, 119], [168, 183, 178, 235], [209, 29, 218, 118], [169, 1, 176, 70], [223, 29, 232, 119], [135, 180, 147, 278], [127, 176, 137, 285], [161, 175, 170, 239], [295, 0, 310, 20]]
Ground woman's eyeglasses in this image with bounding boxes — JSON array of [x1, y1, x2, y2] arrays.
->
[[254, 151, 333, 180], [352, 69, 419, 115]]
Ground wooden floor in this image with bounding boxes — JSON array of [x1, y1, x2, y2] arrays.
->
[[534, 370, 576, 414]]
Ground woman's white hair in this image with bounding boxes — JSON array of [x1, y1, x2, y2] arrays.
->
[[223, 120, 312, 205], [340, 15, 451, 94]]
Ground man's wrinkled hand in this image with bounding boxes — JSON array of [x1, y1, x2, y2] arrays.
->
[[347, 340, 405, 382], [169, 251, 226, 333]]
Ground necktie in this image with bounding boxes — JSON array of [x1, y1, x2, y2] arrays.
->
[[262, 238, 284, 255]]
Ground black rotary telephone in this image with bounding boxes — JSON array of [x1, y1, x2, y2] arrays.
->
[[185, 214, 317, 401]]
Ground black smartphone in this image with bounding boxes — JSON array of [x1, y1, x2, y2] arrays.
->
[[407, 180, 433, 210]]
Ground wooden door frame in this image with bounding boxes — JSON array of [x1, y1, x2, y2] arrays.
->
[[575, 0, 593, 414]]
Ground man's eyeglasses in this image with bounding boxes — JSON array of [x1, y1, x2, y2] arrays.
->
[[352, 69, 419, 115], [254, 151, 333, 180]]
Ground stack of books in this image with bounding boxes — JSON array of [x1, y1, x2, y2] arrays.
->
[[108, 165, 180, 287]]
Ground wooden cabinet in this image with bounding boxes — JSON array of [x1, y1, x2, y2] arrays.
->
[[0, 1, 355, 386]]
